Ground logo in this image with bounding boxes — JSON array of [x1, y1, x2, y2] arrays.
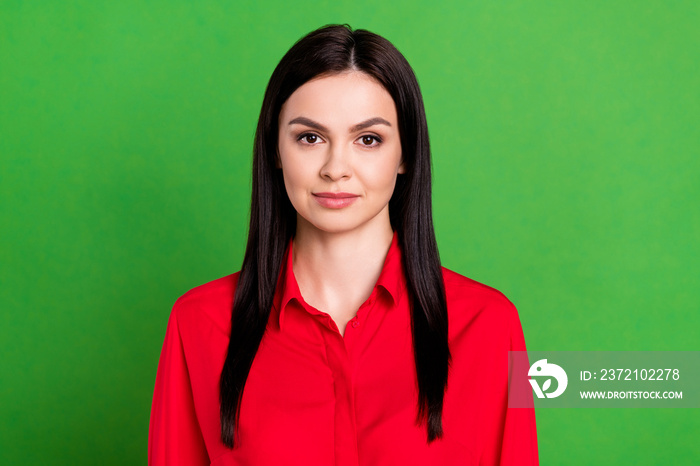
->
[[528, 359, 568, 398]]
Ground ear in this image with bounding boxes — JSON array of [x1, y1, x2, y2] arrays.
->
[[398, 156, 406, 174]]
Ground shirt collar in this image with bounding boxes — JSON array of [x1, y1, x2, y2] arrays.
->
[[272, 230, 405, 332]]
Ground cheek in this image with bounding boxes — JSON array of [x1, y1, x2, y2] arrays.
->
[[362, 162, 400, 196], [279, 151, 314, 211], [367, 151, 403, 193], [279, 145, 302, 190], [281, 164, 304, 198]]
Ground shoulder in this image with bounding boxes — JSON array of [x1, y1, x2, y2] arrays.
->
[[441, 266, 522, 342], [441, 266, 516, 313], [171, 272, 240, 335]]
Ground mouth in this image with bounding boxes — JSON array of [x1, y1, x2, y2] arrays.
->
[[312, 192, 360, 199], [312, 192, 360, 209]]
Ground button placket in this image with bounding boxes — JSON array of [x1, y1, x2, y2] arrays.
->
[[319, 328, 359, 466]]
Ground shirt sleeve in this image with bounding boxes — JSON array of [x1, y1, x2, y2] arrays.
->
[[497, 302, 539, 465], [148, 304, 210, 466]]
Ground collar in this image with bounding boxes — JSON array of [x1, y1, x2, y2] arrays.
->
[[272, 231, 405, 332]]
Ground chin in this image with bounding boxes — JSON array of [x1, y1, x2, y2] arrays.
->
[[295, 210, 365, 233], [307, 218, 363, 234]]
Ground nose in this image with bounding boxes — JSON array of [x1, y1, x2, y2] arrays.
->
[[319, 141, 352, 181]]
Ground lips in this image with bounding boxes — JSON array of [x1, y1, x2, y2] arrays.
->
[[312, 192, 360, 209], [312, 192, 359, 199]]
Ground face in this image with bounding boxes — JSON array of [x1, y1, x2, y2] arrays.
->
[[277, 71, 405, 236]]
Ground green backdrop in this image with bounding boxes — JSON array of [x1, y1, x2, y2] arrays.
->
[[1, 1, 698, 464]]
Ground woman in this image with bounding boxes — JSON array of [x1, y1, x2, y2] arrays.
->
[[149, 24, 538, 465]]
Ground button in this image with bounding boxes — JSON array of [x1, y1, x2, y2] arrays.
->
[[351, 320, 359, 328]]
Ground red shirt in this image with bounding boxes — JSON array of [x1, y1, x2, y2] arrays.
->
[[149, 232, 539, 465]]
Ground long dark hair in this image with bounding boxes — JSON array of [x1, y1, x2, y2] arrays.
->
[[220, 24, 450, 448]]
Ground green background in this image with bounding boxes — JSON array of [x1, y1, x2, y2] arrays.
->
[[1, 1, 698, 464]]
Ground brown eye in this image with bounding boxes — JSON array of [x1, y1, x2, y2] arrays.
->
[[360, 135, 380, 146], [297, 133, 321, 145]]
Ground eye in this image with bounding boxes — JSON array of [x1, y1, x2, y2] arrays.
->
[[357, 135, 382, 147], [297, 133, 323, 145]]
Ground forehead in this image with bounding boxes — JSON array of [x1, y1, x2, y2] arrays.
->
[[279, 71, 397, 127]]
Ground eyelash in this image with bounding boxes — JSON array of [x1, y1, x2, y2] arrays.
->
[[296, 132, 383, 148]]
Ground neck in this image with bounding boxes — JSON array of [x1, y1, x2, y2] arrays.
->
[[291, 211, 394, 310]]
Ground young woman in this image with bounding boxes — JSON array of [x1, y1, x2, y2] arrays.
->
[[149, 25, 538, 465]]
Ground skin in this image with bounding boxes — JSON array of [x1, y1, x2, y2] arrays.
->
[[277, 71, 405, 336]]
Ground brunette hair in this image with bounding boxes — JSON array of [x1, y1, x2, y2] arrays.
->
[[220, 24, 450, 447]]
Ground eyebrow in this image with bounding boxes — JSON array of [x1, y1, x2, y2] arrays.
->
[[287, 116, 392, 133]]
